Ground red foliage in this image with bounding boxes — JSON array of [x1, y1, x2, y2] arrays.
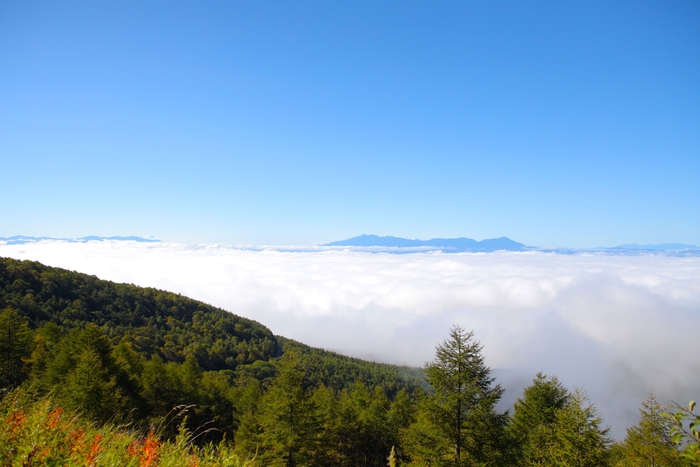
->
[[128, 428, 161, 467]]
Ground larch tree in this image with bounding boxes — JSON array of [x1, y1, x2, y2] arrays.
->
[[60, 347, 120, 421], [257, 350, 319, 467], [616, 393, 682, 466], [510, 372, 570, 465], [543, 388, 612, 467], [402, 325, 510, 466]]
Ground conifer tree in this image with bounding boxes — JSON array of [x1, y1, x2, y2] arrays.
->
[[310, 385, 338, 466], [617, 393, 682, 466], [350, 383, 393, 466], [141, 353, 179, 417], [389, 388, 416, 434], [178, 353, 203, 404], [233, 377, 265, 460], [59, 347, 121, 421], [0, 307, 34, 391], [543, 388, 611, 467], [39, 324, 117, 390], [258, 351, 319, 467], [401, 325, 510, 466], [38, 325, 139, 420], [510, 373, 569, 465], [329, 387, 364, 466]]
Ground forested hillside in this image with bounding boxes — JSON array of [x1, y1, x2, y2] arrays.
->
[[0, 257, 421, 393], [0, 256, 276, 369]]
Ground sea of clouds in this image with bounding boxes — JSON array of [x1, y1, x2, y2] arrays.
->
[[1, 240, 698, 438]]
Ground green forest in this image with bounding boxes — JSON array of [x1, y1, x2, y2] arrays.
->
[[1, 256, 698, 466]]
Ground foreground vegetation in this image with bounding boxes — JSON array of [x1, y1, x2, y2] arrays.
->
[[1, 257, 698, 465], [0, 390, 253, 467]]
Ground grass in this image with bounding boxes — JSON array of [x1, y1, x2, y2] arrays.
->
[[0, 389, 257, 467]]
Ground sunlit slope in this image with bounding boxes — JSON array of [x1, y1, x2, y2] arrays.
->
[[0, 256, 421, 392]]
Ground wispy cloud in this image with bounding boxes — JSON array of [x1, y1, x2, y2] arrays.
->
[[2, 240, 698, 438]]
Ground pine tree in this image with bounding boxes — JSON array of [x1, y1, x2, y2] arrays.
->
[[401, 325, 509, 466], [617, 393, 682, 466]]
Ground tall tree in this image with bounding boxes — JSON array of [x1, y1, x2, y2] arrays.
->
[[257, 351, 319, 467], [141, 353, 179, 417], [543, 388, 611, 467], [38, 325, 139, 420], [232, 376, 265, 460], [510, 373, 569, 465], [616, 393, 682, 466], [0, 307, 34, 391], [402, 325, 510, 466], [60, 347, 121, 421]]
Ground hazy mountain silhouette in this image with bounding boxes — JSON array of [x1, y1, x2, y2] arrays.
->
[[613, 243, 699, 251], [0, 235, 160, 245], [323, 235, 528, 252]]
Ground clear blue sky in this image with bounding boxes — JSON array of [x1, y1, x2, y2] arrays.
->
[[1, 1, 698, 247]]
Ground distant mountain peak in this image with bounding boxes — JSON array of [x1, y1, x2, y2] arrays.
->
[[322, 235, 528, 252]]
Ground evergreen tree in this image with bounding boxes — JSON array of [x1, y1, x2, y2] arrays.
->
[[510, 373, 569, 465], [40, 324, 115, 389], [402, 325, 510, 466], [196, 370, 237, 441], [328, 387, 364, 467], [543, 388, 611, 467], [177, 353, 203, 404], [233, 376, 265, 460], [140, 353, 179, 417], [616, 393, 682, 466], [350, 383, 393, 466], [112, 340, 144, 379], [258, 351, 319, 467], [389, 388, 416, 433], [0, 307, 34, 391], [59, 347, 121, 421], [388, 388, 416, 464], [38, 324, 139, 420]]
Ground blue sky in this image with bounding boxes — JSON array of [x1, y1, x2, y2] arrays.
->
[[1, 1, 698, 247]]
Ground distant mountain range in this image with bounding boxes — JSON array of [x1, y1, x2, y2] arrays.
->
[[323, 235, 528, 252], [323, 235, 700, 255], [1, 234, 698, 255], [610, 243, 699, 251], [0, 235, 160, 245]]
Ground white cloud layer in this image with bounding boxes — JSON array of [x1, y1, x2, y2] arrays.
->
[[2, 241, 699, 438]]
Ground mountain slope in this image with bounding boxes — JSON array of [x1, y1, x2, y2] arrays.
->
[[0, 256, 420, 393]]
